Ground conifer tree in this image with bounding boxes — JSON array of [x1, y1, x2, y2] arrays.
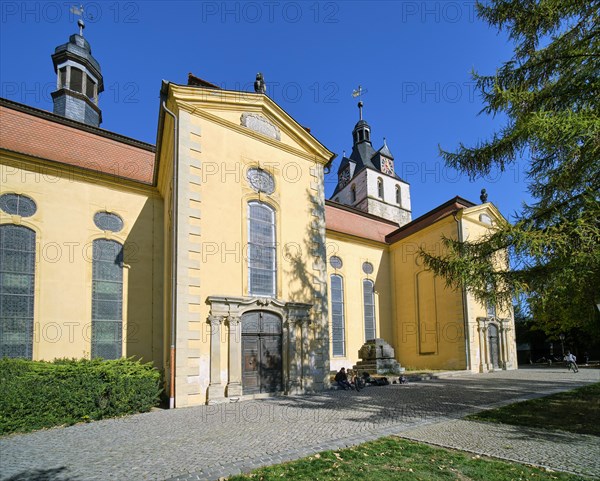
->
[[421, 0, 600, 339]]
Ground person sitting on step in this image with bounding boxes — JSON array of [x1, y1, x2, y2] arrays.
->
[[334, 367, 353, 390]]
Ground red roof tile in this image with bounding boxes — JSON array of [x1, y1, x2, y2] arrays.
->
[[325, 202, 399, 243], [0, 100, 156, 185]]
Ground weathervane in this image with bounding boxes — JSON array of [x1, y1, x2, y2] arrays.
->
[[352, 85, 368, 120], [70, 4, 86, 36]]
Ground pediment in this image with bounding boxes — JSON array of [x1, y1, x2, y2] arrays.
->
[[462, 203, 507, 227], [168, 83, 334, 164]]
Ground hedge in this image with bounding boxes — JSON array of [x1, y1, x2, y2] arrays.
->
[[0, 357, 162, 435]]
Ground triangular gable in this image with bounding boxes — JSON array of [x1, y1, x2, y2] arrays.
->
[[164, 82, 334, 165], [462, 202, 508, 228]]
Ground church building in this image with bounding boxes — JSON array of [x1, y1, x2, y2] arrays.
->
[[0, 25, 517, 407]]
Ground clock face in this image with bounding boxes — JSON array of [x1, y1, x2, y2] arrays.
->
[[381, 157, 394, 175], [340, 168, 351, 187]]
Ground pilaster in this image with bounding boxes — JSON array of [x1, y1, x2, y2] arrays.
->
[[207, 315, 225, 404], [226, 315, 243, 398]]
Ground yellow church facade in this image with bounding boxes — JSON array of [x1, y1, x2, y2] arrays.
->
[[0, 31, 517, 408]]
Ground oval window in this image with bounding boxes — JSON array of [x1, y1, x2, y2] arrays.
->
[[247, 168, 275, 194], [94, 211, 124, 232], [329, 255, 343, 269], [362, 261, 374, 275], [0, 194, 37, 217]]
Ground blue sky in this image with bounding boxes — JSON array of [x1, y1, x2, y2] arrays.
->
[[0, 1, 530, 219]]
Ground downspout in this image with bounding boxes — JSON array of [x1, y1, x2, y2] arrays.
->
[[454, 212, 471, 371], [162, 98, 178, 409]]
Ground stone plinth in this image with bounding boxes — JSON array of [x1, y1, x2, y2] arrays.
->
[[353, 338, 402, 375]]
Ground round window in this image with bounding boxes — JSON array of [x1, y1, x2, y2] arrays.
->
[[362, 262, 374, 275], [247, 168, 275, 194], [329, 256, 343, 269], [0, 194, 37, 217], [94, 211, 124, 232]]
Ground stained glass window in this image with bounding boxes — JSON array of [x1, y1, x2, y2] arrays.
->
[[331, 274, 345, 356], [0, 225, 35, 358], [363, 279, 376, 341], [248, 202, 276, 297], [94, 212, 124, 232], [91, 239, 123, 359], [0, 194, 37, 217]]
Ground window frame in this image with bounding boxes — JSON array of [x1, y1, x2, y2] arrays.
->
[[247, 201, 277, 298], [0, 224, 36, 359], [91, 238, 124, 360], [330, 274, 346, 357], [362, 279, 376, 341]]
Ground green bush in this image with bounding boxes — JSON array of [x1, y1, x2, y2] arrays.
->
[[0, 357, 162, 435]]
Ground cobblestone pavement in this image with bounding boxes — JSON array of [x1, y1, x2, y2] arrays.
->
[[1, 368, 598, 481], [398, 418, 600, 478]]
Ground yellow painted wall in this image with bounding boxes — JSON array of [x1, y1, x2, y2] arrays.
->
[[324, 231, 391, 371], [0, 154, 164, 366], [162, 85, 333, 406], [461, 205, 518, 371], [390, 215, 468, 370]]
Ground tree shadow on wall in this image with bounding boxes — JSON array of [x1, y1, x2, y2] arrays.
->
[[282, 188, 330, 389]]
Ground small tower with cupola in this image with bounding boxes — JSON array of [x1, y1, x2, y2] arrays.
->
[[51, 16, 104, 127], [331, 101, 411, 226]]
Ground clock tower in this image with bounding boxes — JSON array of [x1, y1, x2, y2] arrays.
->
[[330, 102, 411, 226]]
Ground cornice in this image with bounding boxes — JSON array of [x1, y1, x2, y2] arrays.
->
[[0, 149, 160, 196]]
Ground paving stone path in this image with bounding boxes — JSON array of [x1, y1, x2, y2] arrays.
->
[[398, 419, 600, 479], [1, 368, 598, 481]]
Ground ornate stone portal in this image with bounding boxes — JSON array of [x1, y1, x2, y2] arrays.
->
[[205, 295, 313, 404], [353, 338, 402, 375], [476, 317, 512, 372]]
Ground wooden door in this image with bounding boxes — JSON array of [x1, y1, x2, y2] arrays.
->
[[241, 311, 282, 394], [488, 323, 501, 369]]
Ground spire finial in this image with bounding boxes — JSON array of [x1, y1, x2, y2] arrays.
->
[[352, 85, 368, 121], [70, 5, 85, 35], [383, 137, 387, 145]]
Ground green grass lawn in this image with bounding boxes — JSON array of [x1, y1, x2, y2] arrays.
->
[[227, 436, 585, 481], [467, 382, 600, 436]]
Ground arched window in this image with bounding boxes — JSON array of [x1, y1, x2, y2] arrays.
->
[[377, 178, 384, 199], [395, 185, 401, 205], [363, 279, 376, 341], [351, 184, 356, 203], [0, 225, 36, 359], [248, 201, 276, 297], [92, 239, 123, 359], [330, 275, 345, 356]]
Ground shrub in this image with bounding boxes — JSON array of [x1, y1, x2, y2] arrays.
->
[[0, 357, 162, 435]]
